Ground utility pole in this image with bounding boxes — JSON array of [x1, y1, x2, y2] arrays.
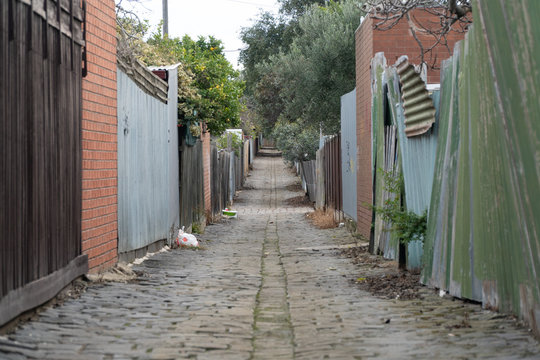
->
[[162, 0, 169, 36]]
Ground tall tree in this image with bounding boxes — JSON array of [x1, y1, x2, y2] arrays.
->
[[239, 12, 291, 95], [267, 0, 363, 134], [278, 0, 327, 18]]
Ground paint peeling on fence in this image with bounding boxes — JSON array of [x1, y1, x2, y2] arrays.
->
[[422, 0, 540, 336], [395, 56, 436, 137]]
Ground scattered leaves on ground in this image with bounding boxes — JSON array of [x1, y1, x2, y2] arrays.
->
[[340, 246, 424, 300], [284, 194, 312, 207], [285, 182, 303, 192]]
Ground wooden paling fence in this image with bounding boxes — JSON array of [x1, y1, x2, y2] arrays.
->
[[211, 146, 231, 219], [210, 140, 251, 220], [312, 135, 343, 220], [0, 0, 88, 326], [179, 139, 205, 230]]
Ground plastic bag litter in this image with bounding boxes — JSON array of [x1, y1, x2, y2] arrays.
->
[[175, 227, 199, 248]]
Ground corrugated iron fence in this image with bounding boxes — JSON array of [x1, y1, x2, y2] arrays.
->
[[117, 61, 181, 257], [364, 0, 540, 334], [369, 53, 440, 269], [340, 89, 357, 220], [0, 0, 87, 326], [423, 0, 540, 335]]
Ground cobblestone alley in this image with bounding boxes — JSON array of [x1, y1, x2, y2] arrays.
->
[[1, 156, 540, 359]]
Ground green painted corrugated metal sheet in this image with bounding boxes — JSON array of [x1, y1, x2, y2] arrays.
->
[[422, 0, 540, 334]]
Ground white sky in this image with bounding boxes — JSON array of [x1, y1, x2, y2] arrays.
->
[[121, 0, 281, 68]]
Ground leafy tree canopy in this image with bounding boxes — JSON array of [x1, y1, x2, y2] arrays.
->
[[243, 0, 363, 136], [143, 33, 245, 134], [273, 0, 362, 134], [278, 0, 327, 19], [272, 120, 319, 163], [116, 3, 244, 135], [239, 12, 292, 95]]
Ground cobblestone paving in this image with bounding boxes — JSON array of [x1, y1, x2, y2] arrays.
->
[[1, 156, 540, 359]]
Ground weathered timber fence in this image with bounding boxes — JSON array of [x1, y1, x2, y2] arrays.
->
[[117, 59, 181, 259], [210, 146, 231, 219], [211, 146, 225, 217], [323, 135, 343, 218], [311, 135, 343, 219], [0, 0, 87, 326], [209, 139, 252, 220], [179, 136, 205, 230]]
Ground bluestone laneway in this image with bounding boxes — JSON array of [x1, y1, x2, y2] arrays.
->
[[1, 156, 539, 359]]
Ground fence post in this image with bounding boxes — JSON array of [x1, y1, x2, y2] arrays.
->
[[316, 149, 325, 209]]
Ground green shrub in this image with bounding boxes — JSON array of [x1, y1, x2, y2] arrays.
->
[[373, 168, 427, 244], [272, 121, 318, 163], [216, 132, 243, 154]]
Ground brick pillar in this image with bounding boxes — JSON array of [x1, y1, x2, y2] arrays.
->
[[201, 129, 211, 214], [81, 0, 118, 273], [355, 18, 375, 239]]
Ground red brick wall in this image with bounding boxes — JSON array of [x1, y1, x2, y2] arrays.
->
[[371, 11, 465, 84], [355, 18, 375, 240], [201, 129, 211, 213], [81, 0, 118, 273], [355, 12, 466, 239]]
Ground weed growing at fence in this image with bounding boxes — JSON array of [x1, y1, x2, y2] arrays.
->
[[372, 169, 427, 244], [191, 222, 201, 234]]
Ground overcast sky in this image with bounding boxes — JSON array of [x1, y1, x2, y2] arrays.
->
[[121, 0, 281, 68]]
